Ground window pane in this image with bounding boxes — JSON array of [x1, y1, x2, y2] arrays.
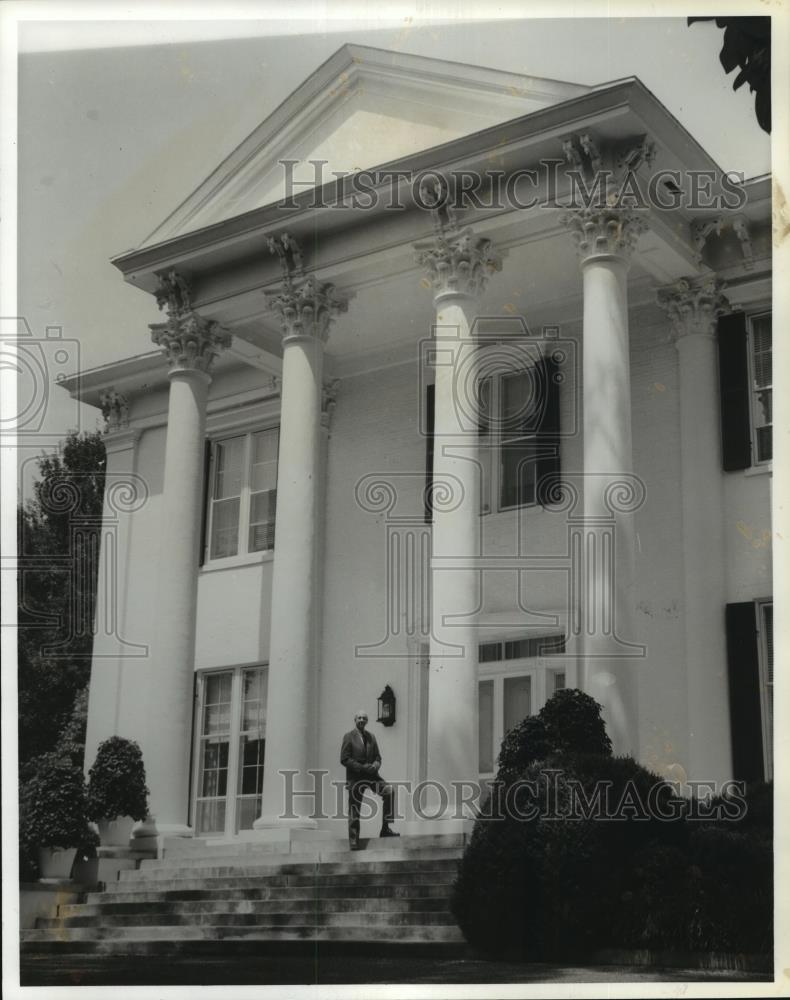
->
[[551, 671, 566, 694], [196, 799, 225, 835], [756, 424, 772, 463], [504, 675, 532, 733], [239, 738, 265, 794], [501, 370, 539, 435], [478, 680, 494, 774], [210, 498, 240, 559], [235, 796, 261, 833], [214, 437, 244, 500], [250, 430, 279, 492], [500, 439, 536, 509], [249, 490, 276, 552], [751, 315, 772, 388], [479, 641, 502, 663]]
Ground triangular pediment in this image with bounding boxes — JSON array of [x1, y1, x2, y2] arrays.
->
[[142, 44, 590, 246]]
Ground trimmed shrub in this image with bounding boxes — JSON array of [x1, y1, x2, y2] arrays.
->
[[453, 753, 679, 959], [20, 752, 96, 852], [497, 688, 612, 780], [453, 687, 772, 960], [86, 736, 149, 823]]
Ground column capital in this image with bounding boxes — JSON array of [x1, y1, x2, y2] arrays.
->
[[559, 132, 655, 265], [151, 269, 231, 377], [414, 226, 502, 301], [656, 275, 730, 342], [150, 312, 232, 379], [561, 207, 648, 264], [267, 275, 347, 345]]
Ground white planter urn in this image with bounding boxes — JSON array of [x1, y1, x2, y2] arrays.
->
[[97, 815, 136, 847], [37, 847, 77, 880]]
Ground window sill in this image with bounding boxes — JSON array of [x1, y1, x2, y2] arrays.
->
[[200, 551, 275, 574], [744, 463, 773, 478]]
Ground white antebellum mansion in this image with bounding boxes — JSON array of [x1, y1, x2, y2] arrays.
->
[[62, 46, 773, 844]]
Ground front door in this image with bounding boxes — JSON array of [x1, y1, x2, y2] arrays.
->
[[192, 665, 268, 837]]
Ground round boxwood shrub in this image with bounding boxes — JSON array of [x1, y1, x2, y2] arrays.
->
[[497, 688, 612, 781], [86, 736, 149, 823], [453, 752, 679, 959], [20, 752, 96, 852]]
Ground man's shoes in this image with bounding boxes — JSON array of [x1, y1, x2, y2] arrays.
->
[[380, 826, 400, 838], [349, 836, 362, 851]]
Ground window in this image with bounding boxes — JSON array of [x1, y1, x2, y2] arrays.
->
[[478, 355, 561, 513], [725, 600, 772, 784], [757, 601, 773, 780], [477, 634, 568, 777], [206, 428, 278, 562], [749, 313, 772, 464], [718, 311, 772, 471], [193, 665, 268, 837], [423, 354, 561, 520]]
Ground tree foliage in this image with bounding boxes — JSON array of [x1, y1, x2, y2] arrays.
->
[[689, 16, 771, 133], [17, 431, 106, 766]]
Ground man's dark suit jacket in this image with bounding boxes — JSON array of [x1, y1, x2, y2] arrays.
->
[[340, 728, 382, 785]]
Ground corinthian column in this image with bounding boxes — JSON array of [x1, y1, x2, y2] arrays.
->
[[255, 277, 346, 829], [139, 280, 231, 839], [658, 276, 731, 784], [562, 203, 648, 757], [415, 224, 502, 821]]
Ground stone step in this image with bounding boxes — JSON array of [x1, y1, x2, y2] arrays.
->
[[108, 867, 458, 891], [118, 863, 458, 888], [23, 923, 465, 945], [134, 848, 462, 876], [40, 909, 457, 928], [58, 896, 452, 919], [159, 833, 466, 861], [91, 881, 455, 903]]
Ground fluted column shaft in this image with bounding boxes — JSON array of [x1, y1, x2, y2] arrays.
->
[[658, 277, 730, 784], [416, 226, 501, 817], [255, 278, 345, 828], [142, 308, 231, 837], [564, 206, 647, 756]]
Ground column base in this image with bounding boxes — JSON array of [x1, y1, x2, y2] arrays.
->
[[252, 814, 318, 832], [240, 826, 334, 847], [131, 816, 193, 853]]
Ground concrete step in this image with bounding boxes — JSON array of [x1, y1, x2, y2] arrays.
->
[[58, 896, 452, 918], [120, 861, 459, 886], [91, 881, 456, 903], [108, 866, 458, 892], [40, 910, 457, 928], [160, 833, 466, 861], [134, 848, 462, 876], [23, 923, 465, 945]]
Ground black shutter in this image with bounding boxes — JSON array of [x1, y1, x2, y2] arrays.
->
[[198, 439, 212, 566], [718, 312, 752, 471], [725, 602, 764, 784], [424, 383, 435, 523], [536, 353, 561, 506]]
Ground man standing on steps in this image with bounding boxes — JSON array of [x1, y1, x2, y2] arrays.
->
[[340, 710, 400, 850]]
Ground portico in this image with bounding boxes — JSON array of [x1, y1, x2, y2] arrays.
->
[[65, 45, 772, 846]]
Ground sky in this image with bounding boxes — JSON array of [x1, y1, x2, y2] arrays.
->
[[10, 12, 773, 482]]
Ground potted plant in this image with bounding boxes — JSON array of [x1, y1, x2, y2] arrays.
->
[[20, 753, 95, 879], [86, 736, 149, 846]]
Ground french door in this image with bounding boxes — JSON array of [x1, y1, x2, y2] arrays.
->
[[192, 665, 268, 837]]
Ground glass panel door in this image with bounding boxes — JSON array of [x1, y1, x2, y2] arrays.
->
[[193, 665, 268, 837], [235, 667, 267, 832], [195, 671, 232, 835]]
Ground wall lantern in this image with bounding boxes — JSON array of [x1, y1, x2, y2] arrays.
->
[[377, 685, 396, 727]]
